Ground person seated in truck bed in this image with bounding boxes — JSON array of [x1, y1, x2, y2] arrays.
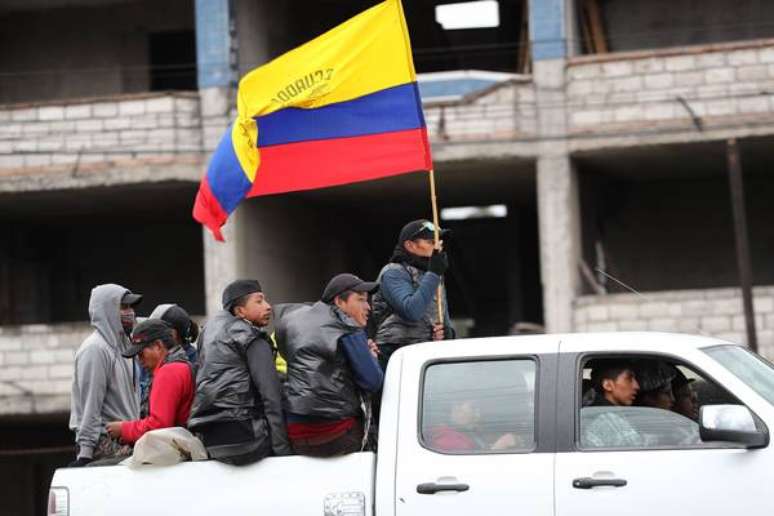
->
[[188, 279, 291, 465], [275, 273, 384, 457], [105, 319, 195, 446]]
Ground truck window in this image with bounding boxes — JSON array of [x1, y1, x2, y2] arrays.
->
[[579, 355, 745, 450], [420, 359, 536, 454]]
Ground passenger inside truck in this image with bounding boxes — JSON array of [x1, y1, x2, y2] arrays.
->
[[579, 355, 741, 449]]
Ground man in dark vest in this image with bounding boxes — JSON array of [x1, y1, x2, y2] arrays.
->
[[371, 219, 453, 370], [275, 273, 384, 457], [188, 279, 291, 465]]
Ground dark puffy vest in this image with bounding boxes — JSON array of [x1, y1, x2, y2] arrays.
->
[[188, 310, 268, 429], [275, 302, 361, 420], [372, 263, 448, 347]]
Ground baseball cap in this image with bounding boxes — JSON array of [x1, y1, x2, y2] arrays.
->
[[122, 319, 173, 358], [398, 219, 451, 244], [321, 273, 378, 303], [121, 291, 143, 308], [222, 279, 262, 310]]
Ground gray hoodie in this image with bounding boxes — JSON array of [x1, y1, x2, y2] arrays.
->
[[69, 284, 140, 459]]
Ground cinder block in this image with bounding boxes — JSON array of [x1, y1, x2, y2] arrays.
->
[[11, 108, 37, 121], [119, 100, 146, 116], [755, 297, 774, 313], [674, 71, 704, 87], [587, 305, 609, 322], [105, 117, 131, 130], [38, 106, 65, 121], [712, 298, 742, 315], [738, 96, 770, 114], [728, 49, 759, 66], [65, 104, 91, 119], [567, 64, 601, 81], [609, 304, 639, 320], [174, 97, 199, 113], [75, 119, 103, 132], [644, 103, 675, 120], [705, 68, 735, 84], [701, 316, 731, 332], [567, 80, 593, 97], [4, 351, 29, 366], [146, 97, 174, 113], [602, 61, 633, 78], [683, 300, 711, 316], [633, 58, 664, 74], [759, 47, 774, 64], [618, 320, 648, 331], [93, 103, 118, 118], [0, 366, 22, 381], [37, 140, 65, 152], [23, 123, 49, 137], [665, 55, 696, 71], [612, 76, 641, 93], [25, 155, 52, 167], [30, 350, 55, 365], [130, 116, 159, 130], [54, 349, 74, 363], [696, 52, 726, 68], [21, 366, 48, 381], [706, 99, 736, 116], [587, 321, 618, 332], [640, 302, 670, 318], [644, 73, 673, 89], [570, 110, 603, 126], [648, 318, 679, 332], [736, 65, 768, 81]]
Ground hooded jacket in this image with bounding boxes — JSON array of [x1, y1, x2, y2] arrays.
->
[[69, 284, 140, 459], [274, 302, 363, 420]]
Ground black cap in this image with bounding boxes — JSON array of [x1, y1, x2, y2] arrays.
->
[[321, 273, 378, 303], [222, 279, 262, 310], [398, 219, 450, 244], [160, 305, 192, 340], [123, 319, 173, 358], [121, 291, 143, 308]]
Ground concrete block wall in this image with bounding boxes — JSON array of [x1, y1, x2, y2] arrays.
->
[[423, 81, 537, 142], [0, 92, 201, 170], [566, 40, 774, 132], [0, 323, 90, 415], [574, 286, 774, 359]]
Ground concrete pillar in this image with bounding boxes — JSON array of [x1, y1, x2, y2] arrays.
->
[[537, 155, 582, 333], [203, 209, 246, 316]]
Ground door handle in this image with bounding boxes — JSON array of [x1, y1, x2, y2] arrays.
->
[[572, 477, 627, 489], [416, 482, 470, 494]]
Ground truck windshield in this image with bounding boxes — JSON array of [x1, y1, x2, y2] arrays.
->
[[705, 345, 774, 405]]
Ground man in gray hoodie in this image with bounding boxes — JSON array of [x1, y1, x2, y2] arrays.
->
[[68, 284, 142, 466]]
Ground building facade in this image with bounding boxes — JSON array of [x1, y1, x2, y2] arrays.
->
[[2, 0, 774, 513]]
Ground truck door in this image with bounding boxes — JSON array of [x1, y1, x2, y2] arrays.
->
[[393, 339, 558, 516], [554, 346, 774, 516]]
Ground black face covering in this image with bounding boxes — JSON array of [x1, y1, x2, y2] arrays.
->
[[390, 244, 429, 271], [120, 311, 136, 336]]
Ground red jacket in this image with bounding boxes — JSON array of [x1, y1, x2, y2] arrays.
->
[[121, 362, 194, 444], [427, 425, 477, 451]]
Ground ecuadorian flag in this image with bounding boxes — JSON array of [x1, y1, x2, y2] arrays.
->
[[194, 0, 432, 241]]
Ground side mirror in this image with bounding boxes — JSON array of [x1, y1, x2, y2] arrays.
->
[[699, 405, 769, 448]]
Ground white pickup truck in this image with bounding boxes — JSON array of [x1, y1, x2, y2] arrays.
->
[[49, 332, 774, 516]]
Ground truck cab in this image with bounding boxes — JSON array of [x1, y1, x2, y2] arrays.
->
[[50, 333, 774, 516]]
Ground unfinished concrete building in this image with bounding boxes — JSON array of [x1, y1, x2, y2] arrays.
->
[[2, 0, 774, 513]]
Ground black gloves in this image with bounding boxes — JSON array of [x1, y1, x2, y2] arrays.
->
[[67, 457, 93, 468], [428, 249, 449, 276]]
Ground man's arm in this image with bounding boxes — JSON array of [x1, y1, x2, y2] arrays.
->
[[74, 346, 110, 459], [381, 267, 441, 322], [246, 340, 292, 456], [119, 363, 188, 444], [340, 331, 384, 393]]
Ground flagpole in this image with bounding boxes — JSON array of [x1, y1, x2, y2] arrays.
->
[[428, 169, 445, 326]]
